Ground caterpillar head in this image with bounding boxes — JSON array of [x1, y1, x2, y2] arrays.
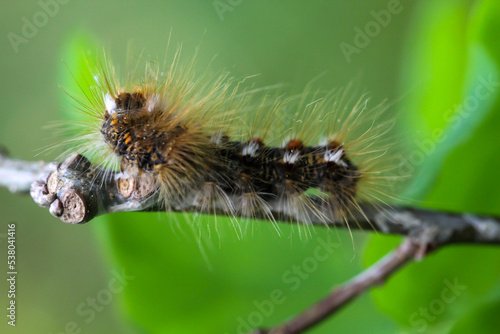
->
[[100, 91, 167, 172]]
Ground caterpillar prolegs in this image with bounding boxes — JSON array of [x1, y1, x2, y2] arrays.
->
[[66, 50, 396, 235]]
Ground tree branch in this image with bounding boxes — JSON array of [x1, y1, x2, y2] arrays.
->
[[2, 150, 500, 333], [0, 151, 497, 246]]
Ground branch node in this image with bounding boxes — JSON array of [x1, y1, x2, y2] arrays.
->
[[47, 172, 59, 194], [134, 172, 155, 199], [61, 153, 91, 172], [60, 189, 87, 224], [30, 180, 56, 207], [117, 174, 135, 198], [49, 198, 64, 217]]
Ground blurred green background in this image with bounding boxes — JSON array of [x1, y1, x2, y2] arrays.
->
[[1, 0, 500, 333]]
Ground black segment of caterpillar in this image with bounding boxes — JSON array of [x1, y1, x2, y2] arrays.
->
[[100, 91, 362, 225]]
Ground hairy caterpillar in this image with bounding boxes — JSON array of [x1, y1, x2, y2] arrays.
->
[[59, 47, 398, 238]]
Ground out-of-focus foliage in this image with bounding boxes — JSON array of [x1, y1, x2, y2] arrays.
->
[[365, 0, 500, 333]]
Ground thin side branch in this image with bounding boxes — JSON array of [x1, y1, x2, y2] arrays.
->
[[252, 239, 421, 334]]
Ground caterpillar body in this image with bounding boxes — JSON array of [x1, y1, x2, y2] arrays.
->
[[65, 49, 396, 235]]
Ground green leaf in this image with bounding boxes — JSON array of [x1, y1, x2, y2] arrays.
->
[[449, 298, 500, 334], [365, 0, 500, 331]]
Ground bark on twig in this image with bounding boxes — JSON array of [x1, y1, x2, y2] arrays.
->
[[0, 151, 498, 244], [0, 150, 57, 194], [12, 153, 498, 246]]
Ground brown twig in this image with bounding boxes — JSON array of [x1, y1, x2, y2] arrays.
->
[[251, 239, 421, 334], [0, 151, 497, 244]]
